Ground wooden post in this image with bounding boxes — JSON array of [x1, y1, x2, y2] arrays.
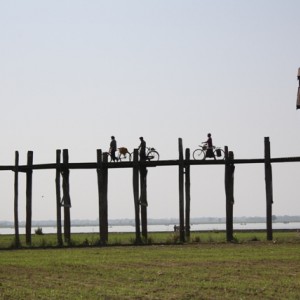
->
[[14, 151, 20, 248], [140, 164, 148, 240], [25, 151, 33, 245], [264, 137, 273, 241], [133, 149, 141, 244], [103, 153, 108, 242], [97, 150, 108, 245], [62, 149, 71, 244], [97, 149, 102, 243], [185, 148, 191, 240], [178, 138, 185, 243], [225, 146, 235, 242], [55, 149, 63, 246], [297, 67, 300, 109]]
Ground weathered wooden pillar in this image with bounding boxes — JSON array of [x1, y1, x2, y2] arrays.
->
[[185, 148, 191, 240], [140, 163, 148, 240], [264, 137, 273, 241], [55, 149, 63, 246], [133, 149, 141, 243], [62, 149, 71, 244], [178, 138, 185, 243], [97, 150, 108, 245], [26, 151, 33, 245], [103, 153, 108, 242], [97, 149, 102, 243], [14, 151, 20, 248], [225, 146, 235, 242], [296, 67, 300, 109]]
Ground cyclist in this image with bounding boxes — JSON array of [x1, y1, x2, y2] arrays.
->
[[202, 133, 215, 159]]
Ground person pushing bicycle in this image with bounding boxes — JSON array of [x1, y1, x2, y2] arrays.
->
[[193, 134, 224, 160], [202, 133, 215, 159]]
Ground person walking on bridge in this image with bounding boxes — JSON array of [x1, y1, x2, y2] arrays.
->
[[138, 137, 146, 161], [109, 136, 117, 162]]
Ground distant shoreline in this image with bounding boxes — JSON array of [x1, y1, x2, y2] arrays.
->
[[1, 221, 300, 229], [1, 216, 300, 228], [1, 221, 299, 235]]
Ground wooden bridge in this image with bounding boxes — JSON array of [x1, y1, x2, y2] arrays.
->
[[3, 137, 300, 247]]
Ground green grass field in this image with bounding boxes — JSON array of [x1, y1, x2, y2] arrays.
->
[[0, 231, 300, 299], [0, 243, 300, 299]]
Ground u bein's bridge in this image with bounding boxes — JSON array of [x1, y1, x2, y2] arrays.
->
[[3, 137, 300, 247]]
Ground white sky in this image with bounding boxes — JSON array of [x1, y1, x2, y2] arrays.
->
[[1, 0, 300, 222]]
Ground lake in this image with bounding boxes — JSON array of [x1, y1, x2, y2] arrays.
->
[[1, 222, 300, 235]]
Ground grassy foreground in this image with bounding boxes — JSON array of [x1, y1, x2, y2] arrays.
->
[[0, 237, 300, 299]]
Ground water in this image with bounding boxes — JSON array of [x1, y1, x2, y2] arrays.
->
[[1, 222, 300, 235]]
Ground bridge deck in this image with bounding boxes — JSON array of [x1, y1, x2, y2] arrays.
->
[[1, 156, 300, 172]]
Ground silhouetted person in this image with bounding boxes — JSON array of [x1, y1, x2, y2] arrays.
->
[[110, 136, 117, 161], [138, 137, 146, 160], [203, 133, 215, 159]]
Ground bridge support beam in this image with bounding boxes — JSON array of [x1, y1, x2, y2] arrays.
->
[[178, 138, 185, 243], [14, 151, 20, 248], [133, 149, 141, 244], [97, 150, 108, 245], [56, 149, 63, 246], [185, 148, 191, 241], [140, 164, 148, 240], [26, 151, 33, 245], [264, 137, 273, 241], [62, 149, 71, 244], [225, 146, 235, 242]]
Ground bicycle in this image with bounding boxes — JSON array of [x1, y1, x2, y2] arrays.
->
[[130, 147, 160, 161], [193, 145, 225, 160], [145, 147, 160, 161]]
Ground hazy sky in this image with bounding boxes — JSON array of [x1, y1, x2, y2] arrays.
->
[[1, 0, 300, 223]]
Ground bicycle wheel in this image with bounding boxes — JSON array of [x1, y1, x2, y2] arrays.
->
[[214, 148, 225, 160], [193, 149, 205, 160], [147, 151, 159, 161]]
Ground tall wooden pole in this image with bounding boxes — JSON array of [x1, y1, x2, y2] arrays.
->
[[97, 150, 108, 245], [140, 164, 148, 240], [264, 137, 273, 241], [185, 148, 191, 240], [26, 151, 33, 245], [178, 138, 185, 243], [225, 146, 235, 242], [97, 149, 102, 243], [55, 149, 63, 246], [133, 149, 141, 244], [14, 151, 20, 248], [297, 67, 300, 109], [62, 149, 71, 244], [103, 153, 108, 242]]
